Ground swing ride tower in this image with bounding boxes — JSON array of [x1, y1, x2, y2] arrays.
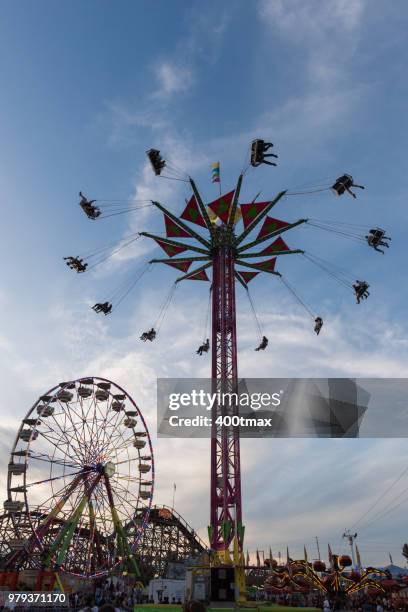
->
[[64, 140, 377, 602], [139, 168, 304, 602]]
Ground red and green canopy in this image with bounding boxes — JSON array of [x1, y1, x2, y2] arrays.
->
[[153, 237, 189, 258], [240, 202, 271, 229], [237, 271, 259, 284], [180, 195, 207, 228], [163, 213, 194, 238], [259, 236, 290, 255], [208, 190, 235, 224], [257, 216, 290, 239]]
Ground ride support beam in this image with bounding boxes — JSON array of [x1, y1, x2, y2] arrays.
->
[[237, 219, 307, 252], [139, 232, 209, 255], [226, 174, 243, 235], [150, 256, 210, 264], [175, 262, 212, 283], [238, 249, 304, 258], [189, 178, 216, 236], [151, 201, 211, 249], [210, 244, 242, 556], [235, 260, 282, 276], [235, 190, 287, 246]]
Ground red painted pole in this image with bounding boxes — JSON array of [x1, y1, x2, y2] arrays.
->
[[210, 229, 242, 556]]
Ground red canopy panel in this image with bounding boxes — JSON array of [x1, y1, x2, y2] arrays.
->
[[237, 271, 259, 284], [260, 236, 289, 255], [180, 195, 207, 228], [207, 190, 235, 224], [163, 213, 193, 238], [256, 216, 289, 239], [240, 202, 270, 229], [162, 260, 193, 273], [153, 238, 189, 258], [187, 269, 210, 281], [254, 257, 277, 271]]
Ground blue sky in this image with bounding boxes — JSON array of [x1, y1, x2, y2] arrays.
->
[[1, 0, 408, 566]]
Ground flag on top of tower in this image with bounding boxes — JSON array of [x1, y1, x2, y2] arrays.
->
[[163, 213, 193, 238], [208, 190, 235, 224], [180, 195, 207, 228], [256, 216, 290, 239], [240, 201, 271, 229], [211, 162, 220, 183]]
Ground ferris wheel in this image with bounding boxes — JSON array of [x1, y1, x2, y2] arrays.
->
[[5, 377, 154, 578]]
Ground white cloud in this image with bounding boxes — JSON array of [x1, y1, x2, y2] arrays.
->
[[153, 62, 193, 98], [1, 286, 408, 564], [258, 0, 368, 129], [259, 0, 365, 36]]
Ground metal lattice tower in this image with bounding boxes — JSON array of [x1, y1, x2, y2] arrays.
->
[[143, 172, 295, 589], [210, 229, 242, 554]]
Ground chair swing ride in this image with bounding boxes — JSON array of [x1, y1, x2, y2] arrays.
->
[[66, 137, 390, 353]]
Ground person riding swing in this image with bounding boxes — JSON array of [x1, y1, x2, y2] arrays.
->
[[331, 175, 365, 199], [255, 336, 268, 351], [92, 302, 112, 315], [196, 339, 210, 355], [314, 317, 323, 335], [353, 280, 370, 304], [79, 191, 101, 219], [365, 228, 391, 254], [140, 328, 156, 342]]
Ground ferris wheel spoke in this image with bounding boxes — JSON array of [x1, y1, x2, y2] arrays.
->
[[34, 430, 84, 472], [96, 428, 129, 461], [27, 450, 81, 470], [114, 473, 142, 483], [70, 393, 106, 462], [86, 392, 102, 462], [101, 429, 136, 457], [111, 476, 144, 502], [25, 468, 89, 489], [109, 477, 146, 513], [77, 393, 101, 461], [40, 414, 86, 465], [54, 399, 89, 461], [61, 401, 93, 463], [36, 471, 87, 513], [94, 396, 125, 458]]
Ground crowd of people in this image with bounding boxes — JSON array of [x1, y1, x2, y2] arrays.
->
[[67, 577, 146, 611], [264, 592, 408, 611]]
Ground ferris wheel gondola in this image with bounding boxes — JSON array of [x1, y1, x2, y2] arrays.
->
[[5, 377, 154, 579]]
